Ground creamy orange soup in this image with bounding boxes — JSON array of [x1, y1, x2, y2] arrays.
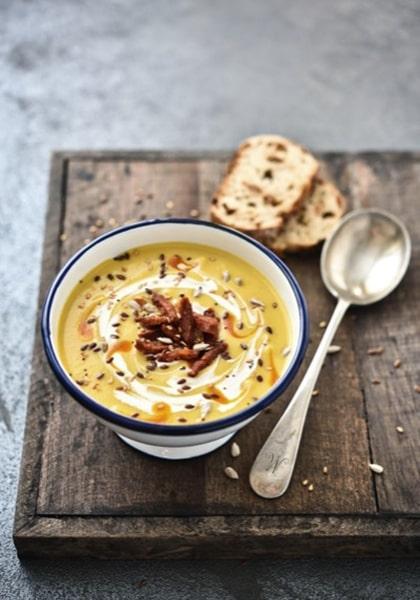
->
[[58, 242, 291, 425]]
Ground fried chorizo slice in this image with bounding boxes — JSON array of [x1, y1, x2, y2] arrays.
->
[[135, 337, 170, 354], [152, 291, 178, 322], [160, 323, 181, 342], [158, 347, 199, 362], [193, 313, 219, 339], [140, 328, 160, 340], [188, 341, 227, 377], [137, 314, 172, 327], [179, 296, 195, 346]]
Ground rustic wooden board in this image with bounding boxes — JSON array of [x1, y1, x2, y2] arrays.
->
[[14, 151, 420, 558]]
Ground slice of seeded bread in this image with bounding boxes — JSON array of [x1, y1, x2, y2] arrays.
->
[[271, 178, 346, 253], [210, 135, 319, 237]]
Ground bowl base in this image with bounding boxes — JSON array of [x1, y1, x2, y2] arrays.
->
[[117, 432, 234, 460]]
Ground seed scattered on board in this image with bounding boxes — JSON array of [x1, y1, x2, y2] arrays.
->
[[322, 466, 328, 474], [308, 484, 314, 492], [396, 425, 404, 434], [367, 346, 384, 356], [319, 321, 327, 329], [230, 442, 241, 457], [393, 358, 401, 368], [312, 389, 319, 397], [369, 463, 384, 474], [224, 466, 239, 480], [301, 479, 309, 486], [327, 345, 341, 354]]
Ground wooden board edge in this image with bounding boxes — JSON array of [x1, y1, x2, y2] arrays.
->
[[44, 149, 420, 163], [14, 515, 420, 559], [13, 152, 67, 536], [48, 150, 232, 162]]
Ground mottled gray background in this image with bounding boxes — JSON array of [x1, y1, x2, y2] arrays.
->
[[1, 0, 420, 598]]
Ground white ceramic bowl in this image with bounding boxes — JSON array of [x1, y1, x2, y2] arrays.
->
[[42, 219, 309, 459]]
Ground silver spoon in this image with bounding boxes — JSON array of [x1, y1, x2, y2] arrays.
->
[[250, 208, 411, 499]]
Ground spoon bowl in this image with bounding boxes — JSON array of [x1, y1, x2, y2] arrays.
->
[[321, 209, 411, 305]]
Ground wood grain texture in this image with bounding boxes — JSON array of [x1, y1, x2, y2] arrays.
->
[[14, 151, 420, 558], [335, 153, 420, 514]]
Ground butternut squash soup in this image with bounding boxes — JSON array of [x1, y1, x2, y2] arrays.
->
[[58, 242, 291, 425]]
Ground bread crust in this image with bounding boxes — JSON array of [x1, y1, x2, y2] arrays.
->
[[271, 178, 346, 253], [210, 135, 319, 236]]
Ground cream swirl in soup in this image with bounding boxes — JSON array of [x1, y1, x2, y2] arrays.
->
[[57, 242, 291, 425]]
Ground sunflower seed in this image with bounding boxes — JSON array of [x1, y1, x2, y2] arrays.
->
[[327, 345, 341, 354], [224, 466, 239, 480], [367, 346, 384, 356], [393, 358, 401, 368], [322, 466, 328, 474], [302, 479, 309, 486], [396, 426, 405, 433], [143, 302, 155, 313], [193, 342, 210, 351], [200, 400, 212, 419], [250, 298, 265, 308], [230, 442, 241, 458], [156, 337, 173, 344], [369, 463, 384, 474], [308, 483, 314, 491]]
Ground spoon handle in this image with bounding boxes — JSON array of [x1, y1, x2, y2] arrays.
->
[[250, 297, 350, 498]]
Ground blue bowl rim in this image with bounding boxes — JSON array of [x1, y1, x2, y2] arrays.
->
[[41, 218, 309, 436]]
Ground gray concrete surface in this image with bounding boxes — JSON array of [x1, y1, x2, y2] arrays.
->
[[1, 0, 420, 598]]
